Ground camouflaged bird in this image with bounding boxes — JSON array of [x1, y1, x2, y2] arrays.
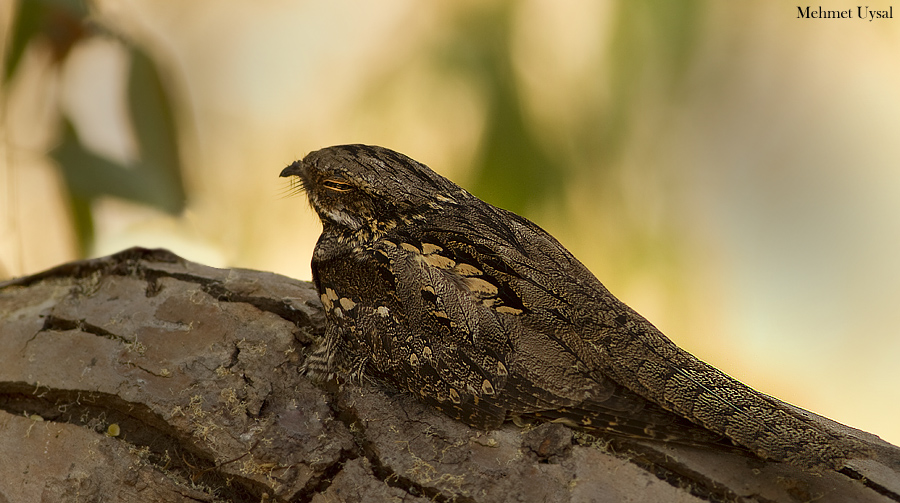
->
[[281, 144, 866, 471]]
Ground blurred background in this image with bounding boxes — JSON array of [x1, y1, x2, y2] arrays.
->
[[2, 0, 899, 446]]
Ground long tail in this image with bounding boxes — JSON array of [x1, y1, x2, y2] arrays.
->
[[605, 308, 868, 470]]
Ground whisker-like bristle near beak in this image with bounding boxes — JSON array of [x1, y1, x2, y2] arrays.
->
[[277, 177, 307, 199]]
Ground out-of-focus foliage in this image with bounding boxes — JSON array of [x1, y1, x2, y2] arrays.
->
[[603, 0, 703, 160], [398, 0, 704, 294], [3, 0, 703, 259], [3, 0, 89, 82], [438, 3, 564, 215], [4, 0, 186, 255], [417, 1, 703, 216]]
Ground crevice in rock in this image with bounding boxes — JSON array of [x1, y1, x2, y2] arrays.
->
[[139, 268, 318, 330], [40, 315, 134, 344], [291, 451, 356, 503], [840, 466, 900, 502], [0, 382, 270, 502], [0, 247, 323, 334], [365, 451, 473, 503], [332, 394, 475, 503], [602, 437, 768, 503], [226, 343, 241, 369], [0, 248, 179, 289]]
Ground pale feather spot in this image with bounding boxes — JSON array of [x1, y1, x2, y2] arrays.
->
[[423, 253, 456, 269], [325, 288, 339, 301], [423, 346, 433, 358], [339, 297, 357, 311], [409, 353, 419, 366], [497, 361, 508, 376], [464, 277, 498, 296], [376, 306, 390, 317], [320, 293, 333, 310], [453, 263, 482, 276], [550, 417, 579, 427], [481, 379, 495, 395], [421, 243, 442, 254], [400, 242, 419, 253], [496, 306, 523, 315], [333, 307, 343, 319], [449, 388, 461, 404]]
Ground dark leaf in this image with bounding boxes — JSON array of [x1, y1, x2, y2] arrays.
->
[[442, 4, 563, 215], [3, 0, 90, 83], [51, 119, 175, 206], [126, 47, 186, 214]]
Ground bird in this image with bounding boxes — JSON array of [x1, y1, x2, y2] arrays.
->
[[280, 144, 866, 470]]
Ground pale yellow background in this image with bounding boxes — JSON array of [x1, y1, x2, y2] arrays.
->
[[2, 1, 899, 446]]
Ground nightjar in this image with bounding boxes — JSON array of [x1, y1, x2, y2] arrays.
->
[[281, 144, 865, 470]]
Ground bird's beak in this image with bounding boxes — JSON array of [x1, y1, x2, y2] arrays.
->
[[280, 160, 303, 178]]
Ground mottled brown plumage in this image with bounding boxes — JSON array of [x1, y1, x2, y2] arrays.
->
[[281, 144, 866, 470]]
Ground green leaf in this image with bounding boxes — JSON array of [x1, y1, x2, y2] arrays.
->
[[442, 3, 564, 216], [48, 42, 188, 252], [4, 1, 46, 83], [126, 47, 186, 214], [50, 119, 172, 205], [67, 193, 94, 257], [49, 48, 187, 213]]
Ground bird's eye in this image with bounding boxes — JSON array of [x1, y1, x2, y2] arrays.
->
[[322, 179, 353, 192]]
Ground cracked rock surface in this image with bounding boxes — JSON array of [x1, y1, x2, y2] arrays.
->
[[1, 248, 898, 503]]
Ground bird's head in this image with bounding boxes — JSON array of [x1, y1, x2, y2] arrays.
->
[[281, 144, 467, 234]]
